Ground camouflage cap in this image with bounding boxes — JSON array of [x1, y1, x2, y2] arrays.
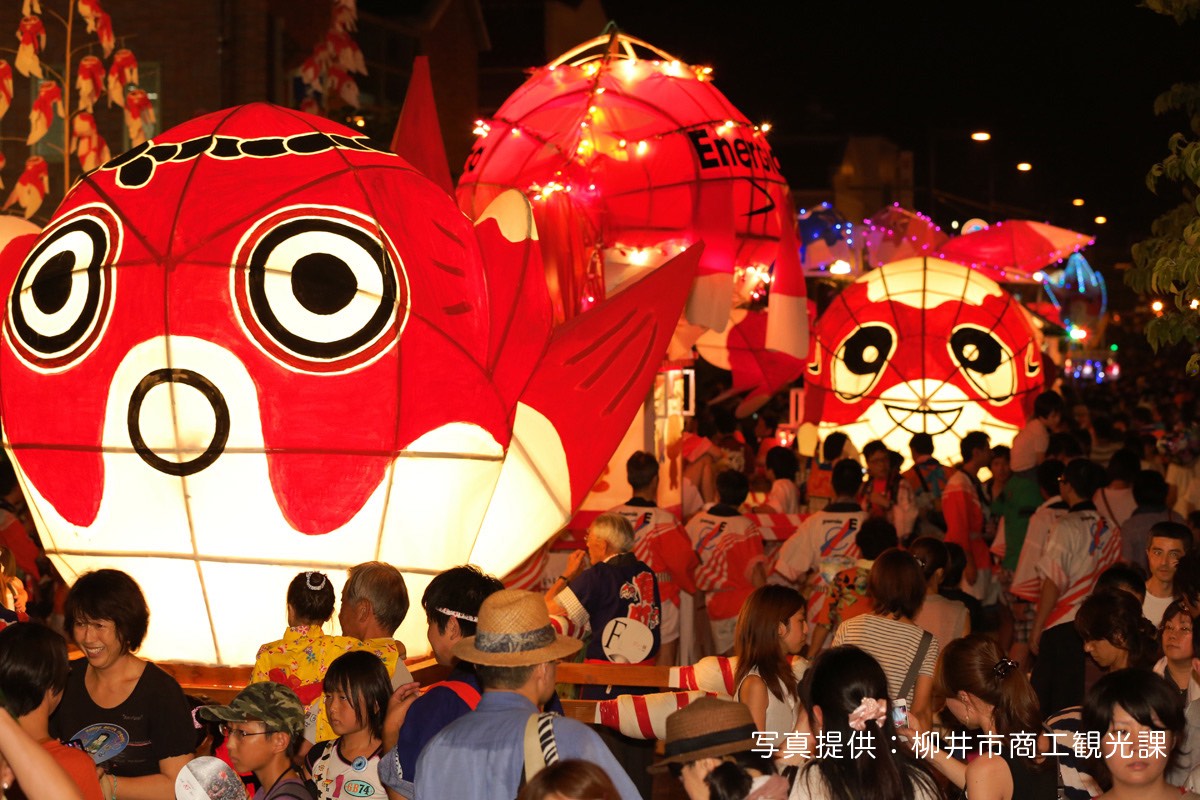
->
[[197, 681, 304, 736]]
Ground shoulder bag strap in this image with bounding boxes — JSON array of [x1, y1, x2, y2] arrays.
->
[[898, 630, 933, 701], [1100, 489, 1123, 538], [521, 712, 560, 788]]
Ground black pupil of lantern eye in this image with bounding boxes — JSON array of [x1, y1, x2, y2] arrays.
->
[[951, 328, 1004, 374], [31, 251, 75, 314], [842, 326, 893, 375], [291, 252, 357, 315]]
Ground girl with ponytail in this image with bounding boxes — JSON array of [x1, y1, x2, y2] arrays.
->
[[921, 634, 1056, 799], [791, 646, 939, 800]]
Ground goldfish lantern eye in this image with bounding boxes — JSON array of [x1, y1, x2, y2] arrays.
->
[[831, 323, 896, 400], [949, 324, 1016, 402], [233, 207, 408, 373], [7, 206, 120, 370]]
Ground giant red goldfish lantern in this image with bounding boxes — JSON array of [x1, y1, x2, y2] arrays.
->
[[0, 104, 698, 665], [457, 32, 805, 358], [803, 257, 1044, 466]]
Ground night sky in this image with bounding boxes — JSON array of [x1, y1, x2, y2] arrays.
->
[[600, 0, 1196, 274]]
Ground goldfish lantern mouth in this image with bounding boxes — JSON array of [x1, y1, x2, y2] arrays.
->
[[127, 367, 231, 476], [881, 403, 964, 436]]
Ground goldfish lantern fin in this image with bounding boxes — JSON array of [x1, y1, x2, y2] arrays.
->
[[766, 192, 809, 359], [472, 189, 552, 408], [391, 56, 452, 196], [468, 243, 701, 573], [524, 241, 701, 505]]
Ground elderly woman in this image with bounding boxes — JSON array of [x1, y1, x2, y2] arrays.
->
[[546, 512, 662, 696], [49, 569, 194, 800]]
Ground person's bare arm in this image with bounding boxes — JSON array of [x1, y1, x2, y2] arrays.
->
[[805, 624, 830, 659], [736, 674, 770, 734], [0, 706, 84, 800], [97, 753, 191, 800], [382, 681, 421, 752], [545, 550, 588, 614], [910, 674, 935, 732], [1029, 576, 1060, 656]]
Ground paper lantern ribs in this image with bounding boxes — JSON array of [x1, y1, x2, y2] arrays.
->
[[0, 103, 700, 665], [457, 32, 806, 357], [803, 257, 1044, 467]]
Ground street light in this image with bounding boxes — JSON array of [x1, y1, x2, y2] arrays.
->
[[1094, 216, 1107, 225], [1072, 198, 1085, 207], [1016, 162, 1032, 172], [927, 129, 994, 222]]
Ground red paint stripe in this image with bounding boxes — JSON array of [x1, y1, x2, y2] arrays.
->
[[598, 698, 619, 730], [719, 657, 735, 695], [632, 694, 656, 739]]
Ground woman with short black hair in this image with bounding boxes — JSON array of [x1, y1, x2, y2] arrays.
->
[[50, 569, 194, 800], [1081, 669, 1196, 799]]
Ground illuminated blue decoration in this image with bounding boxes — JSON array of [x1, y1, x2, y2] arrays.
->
[[1044, 253, 1107, 330], [797, 202, 858, 275]]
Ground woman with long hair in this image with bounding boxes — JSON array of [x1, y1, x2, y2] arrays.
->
[[791, 645, 940, 800], [1075, 589, 1160, 673], [1081, 669, 1197, 800], [832, 548, 938, 730], [922, 634, 1056, 799], [733, 585, 807, 748]]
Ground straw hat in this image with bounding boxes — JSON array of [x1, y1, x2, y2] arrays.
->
[[649, 697, 758, 772], [452, 589, 582, 667]]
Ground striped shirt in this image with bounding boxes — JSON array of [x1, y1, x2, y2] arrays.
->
[[610, 501, 698, 606], [1010, 497, 1069, 602], [832, 614, 940, 706], [687, 508, 765, 620], [1035, 503, 1121, 628]]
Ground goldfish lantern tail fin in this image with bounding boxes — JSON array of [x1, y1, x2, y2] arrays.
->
[[523, 243, 702, 508], [391, 56, 452, 196], [467, 244, 701, 572]]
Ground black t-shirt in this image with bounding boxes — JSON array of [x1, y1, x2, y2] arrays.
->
[[50, 660, 196, 778], [1031, 621, 1086, 718]]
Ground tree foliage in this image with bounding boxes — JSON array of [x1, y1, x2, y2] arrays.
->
[[1128, 0, 1200, 374]]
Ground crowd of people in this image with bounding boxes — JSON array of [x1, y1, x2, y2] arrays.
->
[[6, 366, 1200, 799]]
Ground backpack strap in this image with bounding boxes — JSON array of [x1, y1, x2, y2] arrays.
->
[[422, 680, 482, 710]]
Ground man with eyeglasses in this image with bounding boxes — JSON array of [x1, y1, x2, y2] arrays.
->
[[198, 682, 313, 799], [1143, 521, 1191, 625]]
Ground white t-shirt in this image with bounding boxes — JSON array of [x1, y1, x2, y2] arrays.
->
[[766, 478, 800, 514], [1094, 486, 1136, 534], [1010, 417, 1050, 472], [1144, 590, 1175, 627]]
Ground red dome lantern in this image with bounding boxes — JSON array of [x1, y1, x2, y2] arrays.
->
[[803, 257, 1044, 466], [457, 31, 805, 358]]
